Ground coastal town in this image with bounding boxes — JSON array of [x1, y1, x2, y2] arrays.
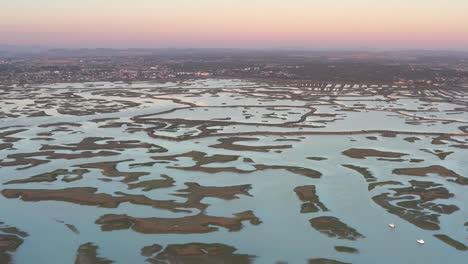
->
[[1, 49, 467, 88]]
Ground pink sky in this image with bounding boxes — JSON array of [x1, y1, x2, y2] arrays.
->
[[2, 0, 468, 49]]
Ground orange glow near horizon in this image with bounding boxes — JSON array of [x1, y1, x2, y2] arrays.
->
[[1, 0, 468, 49]]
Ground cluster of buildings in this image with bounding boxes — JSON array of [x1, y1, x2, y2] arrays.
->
[[0, 58, 213, 84], [0, 55, 467, 87]]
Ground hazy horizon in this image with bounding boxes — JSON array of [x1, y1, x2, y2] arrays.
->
[[2, 0, 468, 50], [2, 44, 468, 52]]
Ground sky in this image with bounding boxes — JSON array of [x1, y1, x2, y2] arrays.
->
[[1, 0, 468, 50]]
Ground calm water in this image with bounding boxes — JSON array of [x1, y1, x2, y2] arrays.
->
[[0, 79, 467, 263]]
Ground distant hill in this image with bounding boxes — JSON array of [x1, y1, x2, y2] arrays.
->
[[0, 44, 48, 57], [1, 46, 468, 63]]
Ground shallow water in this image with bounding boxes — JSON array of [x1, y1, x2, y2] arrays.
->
[[0, 79, 467, 264]]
